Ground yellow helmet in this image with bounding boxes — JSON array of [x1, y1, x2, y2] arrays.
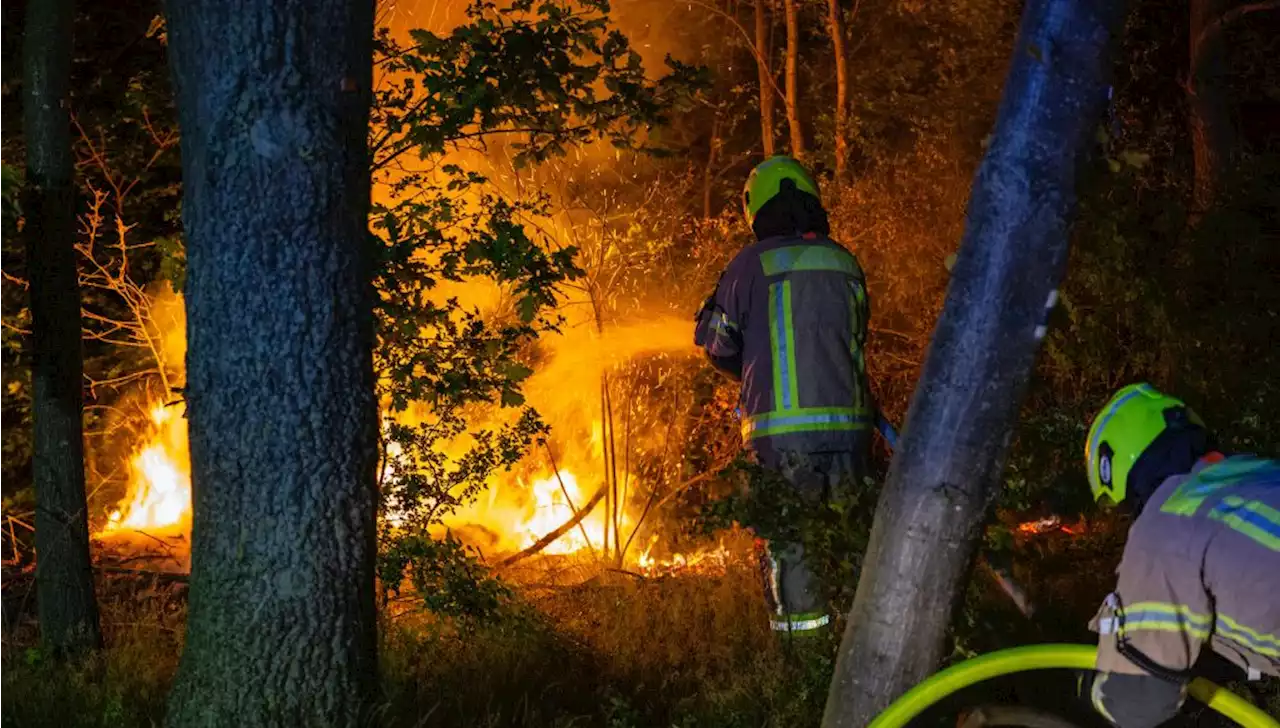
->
[[1085, 383, 1204, 505], [742, 156, 820, 226]]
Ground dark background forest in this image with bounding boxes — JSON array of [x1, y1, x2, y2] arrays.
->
[[1, 0, 1278, 725]]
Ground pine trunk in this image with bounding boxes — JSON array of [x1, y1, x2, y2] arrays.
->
[[23, 0, 102, 656], [821, 0, 1128, 724], [755, 0, 777, 157], [162, 0, 379, 725], [784, 0, 805, 158], [1188, 0, 1234, 217], [827, 0, 848, 180]]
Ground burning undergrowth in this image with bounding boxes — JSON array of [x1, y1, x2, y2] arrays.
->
[[89, 283, 735, 585], [86, 0, 731, 595]]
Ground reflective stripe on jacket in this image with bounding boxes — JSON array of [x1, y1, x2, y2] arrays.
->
[[1094, 455, 1280, 683], [693, 234, 871, 453]]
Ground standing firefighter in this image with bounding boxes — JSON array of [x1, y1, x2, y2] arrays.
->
[[693, 156, 872, 636], [1083, 383, 1280, 728]]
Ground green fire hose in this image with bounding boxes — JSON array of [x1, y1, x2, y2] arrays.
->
[[867, 643, 1279, 728]]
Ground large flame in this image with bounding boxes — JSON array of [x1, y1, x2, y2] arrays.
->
[[96, 292, 700, 569], [101, 401, 191, 534], [518, 471, 602, 555]]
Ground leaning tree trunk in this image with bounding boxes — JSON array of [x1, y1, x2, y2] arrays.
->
[[1188, 0, 1234, 218], [783, 0, 805, 159], [23, 0, 102, 656], [755, 0, 777, 157], [163, 1, 378, 726], [826, 0, 848, 180], [821, 0, 1128, 725]]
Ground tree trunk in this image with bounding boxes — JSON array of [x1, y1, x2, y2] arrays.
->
[[704, 114, 721, 219], [826, 0, 848, 180], [755, 0, 777, 156], [23, 0, 102, 656], [783, 0, 805, 158], [162, 1, 378, 726], [1188, 0, 1233, 217], [820, 0, 1128, 725]]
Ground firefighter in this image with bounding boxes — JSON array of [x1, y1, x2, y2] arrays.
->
[[693, 156, 872, 637], [1082, 383, 1280, 728]]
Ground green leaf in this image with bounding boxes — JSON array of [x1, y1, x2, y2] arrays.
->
[[500, 387, 526, 407], [503, 363, 534, 382], [517, 296, 537, 323]]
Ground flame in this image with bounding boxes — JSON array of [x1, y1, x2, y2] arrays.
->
[[100, 402, 191, 534], [635, 534, 732, 577], [517, 472, 597, 555]]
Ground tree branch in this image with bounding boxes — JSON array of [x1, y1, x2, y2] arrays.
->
[[685, 0, 788, 102]]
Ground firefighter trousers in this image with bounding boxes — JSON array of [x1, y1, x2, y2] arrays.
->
[[753, 449, 865, 634]]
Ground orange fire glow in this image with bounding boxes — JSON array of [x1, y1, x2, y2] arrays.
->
[[518, 471, 604, 555], [95, 292, 701, 571], [1015, 515, 1080, 536], [100, 401, 191, 535]]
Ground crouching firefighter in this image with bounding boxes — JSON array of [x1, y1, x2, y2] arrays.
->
[[1081, 383, 1280, 728], [693, 156, 872, 638]]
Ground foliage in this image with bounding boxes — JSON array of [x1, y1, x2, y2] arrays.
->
[[368, 0, 703, 616], [371, 0, 705, 170], [694, 456, 880, 615], [379, 532, 514, 623]]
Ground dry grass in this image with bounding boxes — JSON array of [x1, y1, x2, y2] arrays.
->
[[5, 534, 1276, 728]]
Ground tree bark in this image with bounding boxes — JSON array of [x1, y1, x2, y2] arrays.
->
[[826, 0, 848, 180], [1188, 0, 1233, 217], [755, 0, 777, 156], [783, 0, 805, 158], [163, 1, 378, 726], [23, 0, 103, 656], [820, 0, 1128, 725], [704, 114, 721, 219]]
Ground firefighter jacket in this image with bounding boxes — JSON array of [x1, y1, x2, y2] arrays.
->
[[1090, 454, 1280, 727], [693, 233, 871, 455]]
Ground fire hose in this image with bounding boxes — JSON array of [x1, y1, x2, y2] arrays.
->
[[866, 643, 1279, 728]]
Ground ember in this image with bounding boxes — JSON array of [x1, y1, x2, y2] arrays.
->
[[1015, 515, 1079, 536]]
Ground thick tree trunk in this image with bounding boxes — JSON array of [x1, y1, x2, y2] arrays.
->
[[163, 1, 378, 726], [826, 0, 848, 180], [23, 0, 102, 656], [783, 0, 805, 158], [1188, 0, 1233, 217], [820, 0, 1127, 725], [755, 0, 777, 157]]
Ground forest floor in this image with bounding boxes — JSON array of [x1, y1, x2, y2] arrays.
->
[[2, 530, 1276, 727]]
